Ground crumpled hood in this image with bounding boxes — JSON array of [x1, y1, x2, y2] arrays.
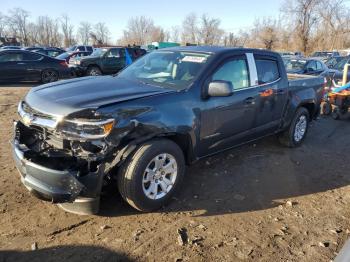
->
[[25, 76, 175, 116]]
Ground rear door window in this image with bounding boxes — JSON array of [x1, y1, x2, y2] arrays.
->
[[86, 46, 93, 52], [77, 46, 85, 51], [0, 52, 23, 62], [23, 52, 43, 61], [212, 58, 250, 90], [255, 58, 280, 84], [107, 48, 120, 58]]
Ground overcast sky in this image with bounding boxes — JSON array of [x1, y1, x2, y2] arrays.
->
[[2, 0, 349, 42]]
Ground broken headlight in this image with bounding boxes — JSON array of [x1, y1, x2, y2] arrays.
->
[[58, 118, 115, 139]]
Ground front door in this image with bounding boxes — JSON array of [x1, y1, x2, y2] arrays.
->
[[103, 48, 124, 73], [199, 55, 259, 156]]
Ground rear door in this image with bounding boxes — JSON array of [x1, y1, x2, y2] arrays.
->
[[199, 54, 260, 156], [22, 52, 45, 80], [0, 52, 26, 81], [253, 55, 287, 134]]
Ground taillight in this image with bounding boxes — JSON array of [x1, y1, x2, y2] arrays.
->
[[59, 61, 68, 67]]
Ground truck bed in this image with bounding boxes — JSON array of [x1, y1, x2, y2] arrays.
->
[[287, 73, 324, 91], [287, 73, 318, 80]]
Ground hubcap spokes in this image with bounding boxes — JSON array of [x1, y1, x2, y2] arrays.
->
[[294, 115, 307, 142], [142, 153, 178, 200]]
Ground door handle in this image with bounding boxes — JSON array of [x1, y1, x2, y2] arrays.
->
[[244, 97, 255, 105], [17, 62, 25, 65]]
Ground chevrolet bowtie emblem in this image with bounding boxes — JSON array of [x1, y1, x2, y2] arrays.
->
[[22, 113, 35, 126]]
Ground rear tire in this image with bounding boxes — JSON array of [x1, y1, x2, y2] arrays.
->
[[278, 107, 310, 148], [41, 69, 59, 83], [87, 66, 102, 76], [322, 102, 332, 116], [117, 139, 185, 212], [332, 107, 340, 120]]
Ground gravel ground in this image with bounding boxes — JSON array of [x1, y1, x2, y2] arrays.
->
[[0, 85, 350, 262]]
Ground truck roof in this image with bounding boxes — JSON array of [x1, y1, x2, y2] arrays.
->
[[161, 46, 280, 56]]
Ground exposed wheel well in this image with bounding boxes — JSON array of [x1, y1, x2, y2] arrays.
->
[[160, 133, 193, 164], [299, 103, 315, 119]]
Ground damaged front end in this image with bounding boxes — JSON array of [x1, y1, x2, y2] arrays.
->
[[11, 101, 119, 214]]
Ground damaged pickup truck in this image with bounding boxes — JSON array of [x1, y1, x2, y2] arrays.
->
[[12, 46, 325, 215]]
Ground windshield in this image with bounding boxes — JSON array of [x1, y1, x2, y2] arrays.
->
[[66, 46, 76, 52], [333, 57, 350, 71], [117, 51, 211, 90], [56, 52, 70, 59], [90, 48, 107, 57], [285, 59, 307, 71]]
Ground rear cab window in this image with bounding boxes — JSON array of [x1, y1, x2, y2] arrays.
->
[[255, 56, 280, 85]]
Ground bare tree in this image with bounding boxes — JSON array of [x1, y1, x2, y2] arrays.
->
[[93, 22, 110, 45], [61, 14, 75, 47], [36, 16, 62, 46], [199, 14, 224, 45], [7, 8, 30, 45], [253, 18, 279, 50], [151, 26, 166, 42], [170, 26, 181, 42], [120, 16, 155, 45], [26, 22, 39, 45], [317, 0, 350, 50], [78, 22, 92, 45], [282, 0, 320, 54], [181, 13, 198, 44], [0, 12, 7, 37]]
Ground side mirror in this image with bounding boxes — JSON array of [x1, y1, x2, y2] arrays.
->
[[208, 80, 234, 97]]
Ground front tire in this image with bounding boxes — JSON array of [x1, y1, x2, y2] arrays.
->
[[279, 107, 310, 147], [87, 66, 102, 76], [117, 139, 185, 212]]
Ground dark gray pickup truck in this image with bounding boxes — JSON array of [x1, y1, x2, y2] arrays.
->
[[12, 47, 325, 214]]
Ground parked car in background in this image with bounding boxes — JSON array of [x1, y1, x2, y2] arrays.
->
[[33, 47, 65, 57], [0, 46, 22, 50], [66, 45, 93, 53], [285, 58, 328, 76], [56, 51, 93, 63], [325, 56, 344, 68], [279, 51, 303, 58], [11, 47, 325, 214], [0, 49, 72, 83], [325, 56, 350, 84], [311, 51, 340, 62], [72, 46, 146, 76]]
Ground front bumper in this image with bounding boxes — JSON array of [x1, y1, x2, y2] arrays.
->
[[60, 68, 75, 80], [11, 138, 105, 203], [69, 64, 87, 76]]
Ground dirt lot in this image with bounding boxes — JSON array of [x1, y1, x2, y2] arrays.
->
[[1, 85, 350, 262]]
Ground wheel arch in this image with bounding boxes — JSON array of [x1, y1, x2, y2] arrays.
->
[[87, 64, 102, 73], [113, 132, 194, 170]]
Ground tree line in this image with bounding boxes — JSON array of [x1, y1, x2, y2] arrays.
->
[[1, 0, 350, 54]]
